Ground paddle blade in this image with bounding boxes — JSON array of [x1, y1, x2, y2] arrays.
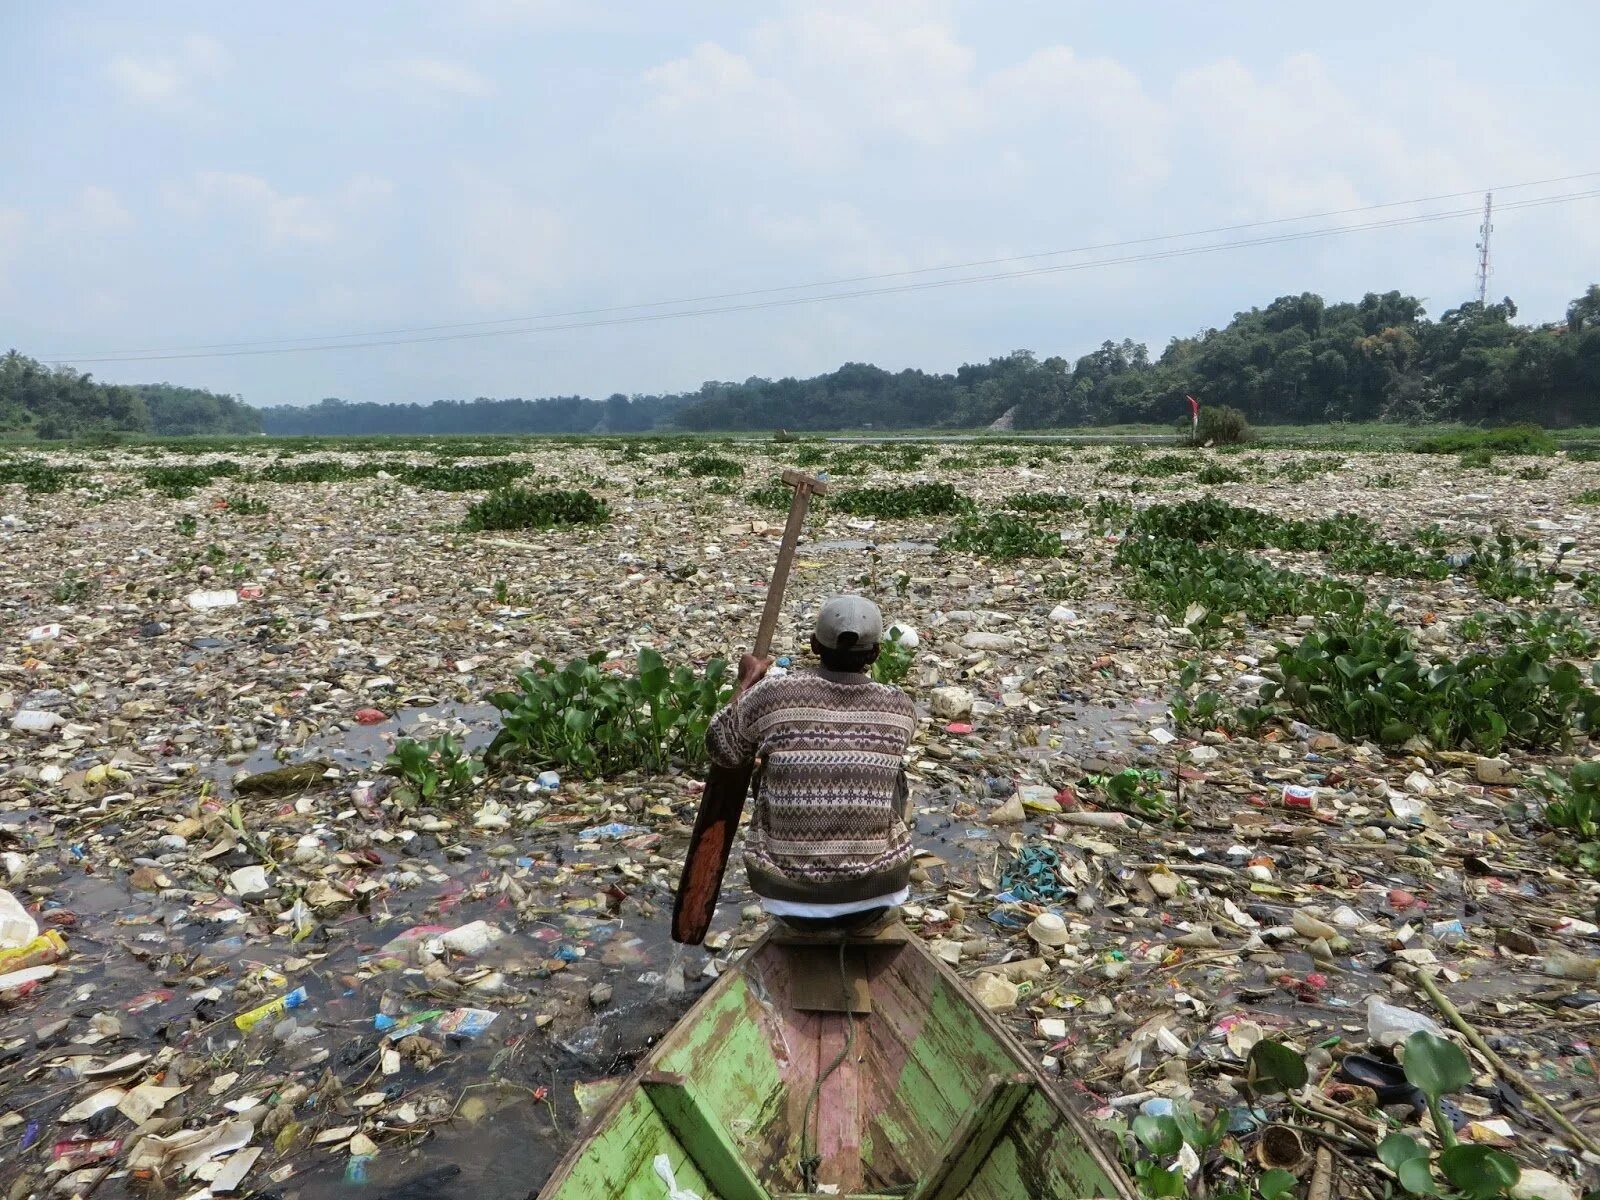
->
[[671, 762, 754, 945]]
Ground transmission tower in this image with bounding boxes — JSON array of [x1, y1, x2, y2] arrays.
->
[[1475, 191, 1494, 305]]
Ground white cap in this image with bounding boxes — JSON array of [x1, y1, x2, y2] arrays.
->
[[814, 594, 884, 650]]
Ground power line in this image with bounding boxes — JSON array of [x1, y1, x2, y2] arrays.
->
[[46, 169, 1600, 360], [48, 184, 1600, 366]]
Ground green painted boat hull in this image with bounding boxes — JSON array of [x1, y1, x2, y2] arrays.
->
[[538, 929, 1137, 1200]]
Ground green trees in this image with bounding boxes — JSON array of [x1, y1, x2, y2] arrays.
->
[[0, 350, 260, 439], [134, 383, 260, 436], [14, 281, 1600, 436], [247, 284, 1598, 432]]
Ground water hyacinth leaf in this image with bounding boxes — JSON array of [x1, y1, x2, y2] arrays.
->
[[1379, 1133, 1429, 1173], [1438, 1145, 1520, 1200], [1132, 1113, 1183, 1157], [1172, 1103, 1228, 1153], [1248, 1040, 1309, 1094], [638, 648, 669, 697], [1378, 1133, 1438, 1196], [1381, 720, 1416, 745], [1403, 1031, 1472, 1101], [1136, 1162, 1187, 1199], [1258, 1169, 1298, 1200], [1400, 1159, 1441, 1196]]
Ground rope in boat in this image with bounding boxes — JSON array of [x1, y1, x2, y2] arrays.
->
[[798, 939, 855, 1193]]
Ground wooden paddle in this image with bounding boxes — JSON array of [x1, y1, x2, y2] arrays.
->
[[671, 467, 829, 945]]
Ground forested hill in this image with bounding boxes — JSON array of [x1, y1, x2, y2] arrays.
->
[[260, 284, 1600, 434], [0, 351, 260, 439], [15, 282, 1600, 438]]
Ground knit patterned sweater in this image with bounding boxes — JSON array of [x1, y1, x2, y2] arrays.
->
[[706, 667, 918, 905]]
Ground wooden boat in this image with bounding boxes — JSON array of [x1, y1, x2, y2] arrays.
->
[[537, 923, 1138, 1200]]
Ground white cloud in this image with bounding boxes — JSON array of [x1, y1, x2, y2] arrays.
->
[[352, 56, 494, 99], [747, 202, 914, 278], [164, 171, 391, 245], [463, 0, 575, 23], [106, 33, 228, 109], [628, 2, 1164, 181], [638, 42, 833, 164], [748, 5, 981, 146], [0, 209, 25, 291], [184, 172, 335, 242], [336, 174, 396, 209], [986, 47, 1169, 187], [71, 186, 135, 234], [631, 5, 982, 164], [451, 176, 570, 309]]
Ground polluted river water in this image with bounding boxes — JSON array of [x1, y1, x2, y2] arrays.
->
[[6, 439, 1600, 1198]]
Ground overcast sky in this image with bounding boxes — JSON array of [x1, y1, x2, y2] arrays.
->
[[4, 1, 1598, 408]]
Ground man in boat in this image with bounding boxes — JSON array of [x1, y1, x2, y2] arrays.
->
[[707, 594, 917, 931]]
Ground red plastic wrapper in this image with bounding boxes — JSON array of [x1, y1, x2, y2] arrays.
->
[[52, 1138, 122, 1170]]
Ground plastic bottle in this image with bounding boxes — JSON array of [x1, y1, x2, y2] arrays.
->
[[10, 711, 64, 733], [234, 986, 309, 1032]]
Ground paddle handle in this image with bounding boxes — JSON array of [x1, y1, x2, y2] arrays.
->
[[751, 478, 816, 659]]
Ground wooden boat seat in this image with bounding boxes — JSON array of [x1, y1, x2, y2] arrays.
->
[[767, 920, 913, 946], [769, 919, 911, 1014]]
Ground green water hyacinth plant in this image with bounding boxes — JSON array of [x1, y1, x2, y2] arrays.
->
[[1531, 761, 1600, 876], [940, 512, 1064, 560], [487, 649, 729, 777], [832, 482, 972, 518], [385, 734, 483, 806], [871, 626, 915, 685], [1129, 1100, 1231, 1200], [1263, 610, 1600, 753], [463, 486, 609, 532], [1377, 1032, 1520, 1200]]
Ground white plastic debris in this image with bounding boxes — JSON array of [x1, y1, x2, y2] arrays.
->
[[0, 888, 38, 949], [187, 589, 240, 610], [435, 920, 504, 957], [10, 710, 64, 733], [653, 1154, 704, 1200], [228, 866, 271, 898], [1366, 995, 1445, 1047], [929, 686, 974, 719], [1512, 1170, 1579, 1200]]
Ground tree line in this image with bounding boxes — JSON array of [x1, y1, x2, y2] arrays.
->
[[261, 284, 1600, 434], [14, 283, 1600, 438], [0, 351, 261, 439], [670, 285, 1600, 431]]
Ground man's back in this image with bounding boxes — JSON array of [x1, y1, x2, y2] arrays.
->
[[707, 666, 916, 908]]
